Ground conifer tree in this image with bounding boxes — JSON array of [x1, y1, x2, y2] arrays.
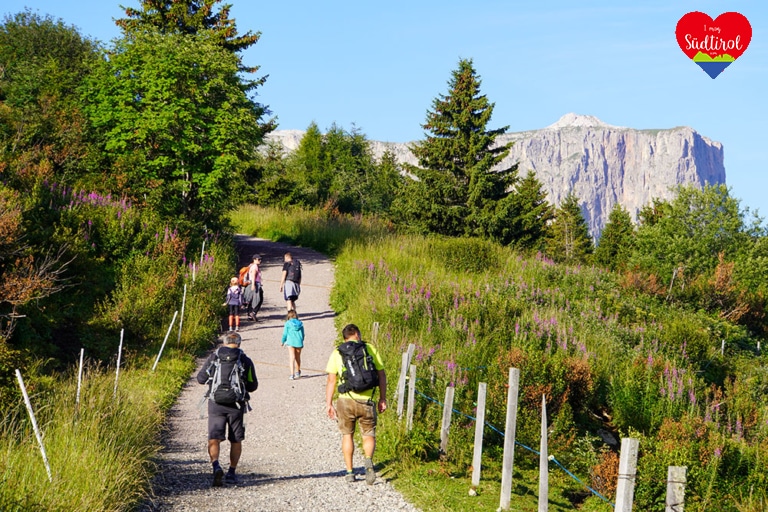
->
[[594, 203, 635, 270], [393, 59, 518, 240], [546, 192, 593, 264], [506, 170, 554, 250], [116, 0, 259, 56]]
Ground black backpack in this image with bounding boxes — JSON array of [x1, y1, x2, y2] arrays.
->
[[205, 348, 247, 405], [286, 259, 302, 283], [337, 341, 379, 394]]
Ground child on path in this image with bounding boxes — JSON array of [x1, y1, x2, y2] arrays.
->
[[281, 309, 305, 379], [224, 277, 243, 332]]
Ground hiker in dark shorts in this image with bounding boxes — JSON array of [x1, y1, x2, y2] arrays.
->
[[197, 333, 258, 486], [279, 252, 301, 312]]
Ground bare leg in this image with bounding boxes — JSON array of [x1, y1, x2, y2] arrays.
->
[[229, 441, 242, 469], [288, 347, 296, 375], [362, 435, 376, 458], [342, 433, 355, 472], [208, 439, 221, 462], [294, 347, 302, 373]]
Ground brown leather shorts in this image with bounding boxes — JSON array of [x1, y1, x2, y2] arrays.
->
[[335, 396, 377, 437]]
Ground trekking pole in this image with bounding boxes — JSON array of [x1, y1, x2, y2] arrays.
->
[[16, 369, 53, 482], [153, 311, 178, 372]]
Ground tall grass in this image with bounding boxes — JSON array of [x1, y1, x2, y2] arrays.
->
[[330, 233, 768, 511], [0, 236, 235, 510], [0, 359, 192, 511], [229, 204, 392, 257]]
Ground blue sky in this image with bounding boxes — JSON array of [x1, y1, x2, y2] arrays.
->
[[4, 1, 767, 218]]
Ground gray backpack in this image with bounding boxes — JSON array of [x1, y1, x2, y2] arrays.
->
[[205, 348, 246, 406]]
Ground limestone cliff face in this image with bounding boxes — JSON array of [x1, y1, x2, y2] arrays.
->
[[266, 114, 726, 238]]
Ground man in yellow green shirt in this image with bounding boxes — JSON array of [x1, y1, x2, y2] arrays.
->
[[325, 323, 387, 485]]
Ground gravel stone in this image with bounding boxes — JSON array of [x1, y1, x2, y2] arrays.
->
[[138, 237, 420, 512]]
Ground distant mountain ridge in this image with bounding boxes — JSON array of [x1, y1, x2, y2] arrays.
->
[[265, 114, 726, 238]]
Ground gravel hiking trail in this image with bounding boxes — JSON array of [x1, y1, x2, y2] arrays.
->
[[139, 236, 420, 512]]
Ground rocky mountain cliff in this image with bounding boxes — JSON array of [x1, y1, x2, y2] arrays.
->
[[265, 114, 726, 238]]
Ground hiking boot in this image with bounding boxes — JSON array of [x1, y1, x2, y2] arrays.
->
[[212, 466, 224, 487], [225, 471, 238, 485], [345, 472, 355, 483], [364, 458, 376, 485]]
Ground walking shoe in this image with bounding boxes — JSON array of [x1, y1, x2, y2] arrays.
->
[[289, 375, 295, 380], [212, 466, 224, 487], [225, 470, 238, 485], [294, 371, 301, 379], [345, 471, 355, 483], [235, 326, 239, 332], [364, 458, 376, 485]]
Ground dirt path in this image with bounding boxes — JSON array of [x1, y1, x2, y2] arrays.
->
[[139, 236, 419, 512]]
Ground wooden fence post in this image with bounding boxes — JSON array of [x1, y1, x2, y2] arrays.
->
[[665, 466, 687, 512], [114, 328, 124, 398], [539, 394, 549, 512], [396, 343, 415, 418], [471, 382, 487, 490], [152, 311, 178, 372], [499, 367, 521, 511], [406, 364, 417, 431], [372, 321, 380, 343], [16, 369, 52, 482], [439, 385, 455, 455], [615, 437, 639, 512], [177, 284, 187, 346], [76, 348, 85, 408]]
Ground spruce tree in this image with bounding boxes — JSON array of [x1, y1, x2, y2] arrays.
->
[[546, 192, 593, 264], [507, 170, 554, 250], [594, 203, 635, 270], [116, 0, 259, 55], [393, 59, 517, 239]]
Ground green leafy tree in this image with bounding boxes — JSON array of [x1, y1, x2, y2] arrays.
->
[[83, 31, 274, 226], [631, 184, 755, 283], [283, 122, 327, 207], [506, 170, 554, 251], [392, 59, 518, 241], [274, 123, 399, 215], [0, 11, 99, 188], [594, 203, 635, 270], [368, 149, 403, 215], [546, 192, 593, 264]]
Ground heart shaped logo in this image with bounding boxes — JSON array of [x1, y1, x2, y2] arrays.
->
[[675, 11, 752, 79]]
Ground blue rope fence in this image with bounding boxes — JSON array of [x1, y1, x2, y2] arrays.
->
[[415, 389, 615, 507]]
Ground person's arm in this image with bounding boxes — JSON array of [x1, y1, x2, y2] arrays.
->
[[281, 325, 288, 345], [326, 373, 337, 420], [377, 370, 388, 413], [196, 354, 214, 385], [248, 264, 257, 291], [279, 268, 287, 291], [245, 358, 258, 392]]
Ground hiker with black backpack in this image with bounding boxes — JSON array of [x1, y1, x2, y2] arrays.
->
[[197, 332, 258, 487], [325, 324, 387, 485], [279, 252, 302, 312]]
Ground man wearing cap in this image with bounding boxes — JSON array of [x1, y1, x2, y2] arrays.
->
[[197, 332, 258, 486]]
